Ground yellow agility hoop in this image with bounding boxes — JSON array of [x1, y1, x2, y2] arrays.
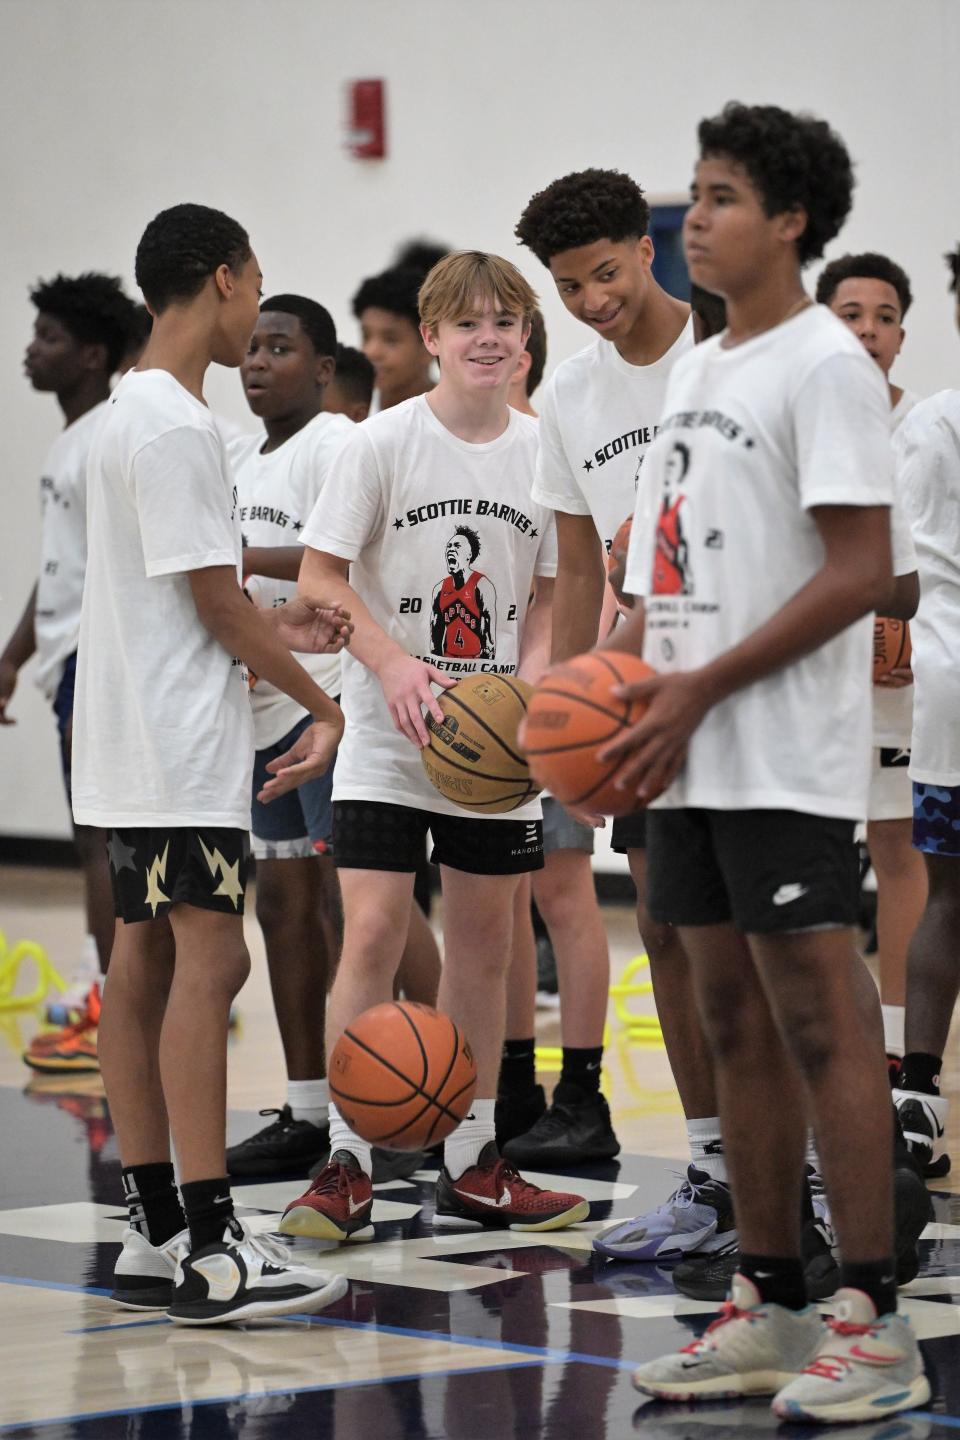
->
[[0, 931, 66, 1012], [609, 953, 663, 1044]]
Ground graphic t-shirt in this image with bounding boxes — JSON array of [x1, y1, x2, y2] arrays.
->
[[532, 319, 694, 553], [893, 391, 960, 785], [301, 395, 557, 819], [874, 389, 921, 750], [72, 369, 252, 829], [624, 304, 893, 819], [228, 412, 353, 749], [33, 402, 107, 698]]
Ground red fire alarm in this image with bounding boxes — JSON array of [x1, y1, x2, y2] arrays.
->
[[345, 79, 386, 160]]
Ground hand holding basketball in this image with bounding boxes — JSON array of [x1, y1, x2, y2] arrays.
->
[[873, 617, 912, 688], [598, 665, 710, 802], [379, 650, 456, 747]]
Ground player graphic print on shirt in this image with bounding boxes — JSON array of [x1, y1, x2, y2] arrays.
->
[[431, 525, 498, 659], [652, 441, 694, 596]]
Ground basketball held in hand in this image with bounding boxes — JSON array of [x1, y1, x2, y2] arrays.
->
[[422, 672, 540, 813], [873, 617, 911, 682], [523, 650, 658, 815], [329, 1002, 478, 1150]]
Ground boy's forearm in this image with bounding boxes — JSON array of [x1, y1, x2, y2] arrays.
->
[[550, 566, 606, 662], [242, 546, 303, 583], [298, 551, 405, 677], [1, 584, 37, 670], [207, 596, 340, 720], [517, 589, 552, 683]]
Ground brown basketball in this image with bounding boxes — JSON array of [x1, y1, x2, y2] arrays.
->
[[422, 672, 541, 813], [523, 650, 657, 815], [606, 515, 633, 575], [873, 617, 912, 681], [329, 1002, 477, 1151]]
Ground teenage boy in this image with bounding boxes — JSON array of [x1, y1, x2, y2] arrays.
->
[[323, 343, 375, 423], [817, 253, 927, 1080], [514, 170, 724, 1200], [2, 273, 141, 1063], [220, 296, 352, 1178], [282, 250, 588, 1238], [602, 103, 927, 1421], [352, 266, 435, 412], [71, 202, 351, 1324], [890, 242, 960, 1180]]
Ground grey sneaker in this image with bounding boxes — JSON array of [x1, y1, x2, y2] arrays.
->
[[631, 1273, 823, 1400], [772, 1287, 931, 1423], [594, 1165, 734, 1262]]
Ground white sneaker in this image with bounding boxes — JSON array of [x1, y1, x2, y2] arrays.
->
[[772, 1287, 931, 1423], [111, 1226, 190, 1309], [894, 1087, 951, 1178], [167, 1218, 348, 1326], [631, 1274, 824, 1400]]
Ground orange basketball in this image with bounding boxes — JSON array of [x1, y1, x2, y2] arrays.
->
[[606, 515, 633, 575], [873, 617, 912, 681], [523, 650, 657, 815], [329, 1002, 477, 1151]]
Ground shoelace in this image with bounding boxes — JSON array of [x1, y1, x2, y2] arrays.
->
[[677, 1300, 756, 1354], [224, 1218, 291, 1267], [487, 1158, 546, 1199], [248, 1106, 295, 1140], [307, 1158, 365, 1198], [804, 1319, 878, 1380]]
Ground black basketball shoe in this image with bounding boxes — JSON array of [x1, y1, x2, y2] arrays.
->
[[501, 1082, 620, 1167], [671, 1219, 839, 1302], [226, 1105, 329, 1177], [495, 1084, 547, 1149], [893, 1158, 935, 1286]]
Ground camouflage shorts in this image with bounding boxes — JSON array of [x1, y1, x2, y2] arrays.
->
[[912, 782, 960, 856]]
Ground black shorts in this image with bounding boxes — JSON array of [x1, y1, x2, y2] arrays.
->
[[645, 808, 859, 934], [333, 800, 543, 876], [107, 827, 250, 924], [610, 808, 647, 853]]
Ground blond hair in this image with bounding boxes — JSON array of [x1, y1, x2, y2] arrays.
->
[[418, 250, 538, 332]]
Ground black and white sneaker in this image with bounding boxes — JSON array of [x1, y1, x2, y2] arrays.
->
[[167, 1219, 348, 1326], [111, 1226, 190, 1309], [226, 1105, 329, 1178], [671, 1219, 839, 1302], [893, 1087, 951, 1178], [501, 1083, 620, 1167]]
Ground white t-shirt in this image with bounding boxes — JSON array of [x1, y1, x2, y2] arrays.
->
[[72, 369, 252, 829], [228, 412, 353, 749], [33, 403, 107, 699], [301, 395, 557, 819], [894, 391, 960, 785], [624, 304, 893, 819], [532, 319, 695, 553], [873, 389, 921, 749]]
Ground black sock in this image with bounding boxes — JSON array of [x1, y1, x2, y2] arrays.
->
[[840, 1258, 897, 1317], [180, 1177, 235, 1252], [121, 1163, 185, 1246], [559, 1046, 604, 1096], [499, 1038, 536, 1098], [738, 1253, 807, 1310], [899, 1052, 942, 1095]]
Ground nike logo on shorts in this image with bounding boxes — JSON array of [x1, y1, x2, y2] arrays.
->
[[772, 882, 809, 906]]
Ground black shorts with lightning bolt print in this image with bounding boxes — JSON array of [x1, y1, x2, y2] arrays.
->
[[106, 827, 250, 922]]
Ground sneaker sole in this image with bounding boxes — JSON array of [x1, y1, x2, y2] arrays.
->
[[168, 1273, 349, 1326], [633, 1368, 801, 1400], [278, 1207, 374, 1243], [110, 1283, 174, 1310], [773, 1372, 931, 1423], [432, 1199, 590, 1232], [22, 1055, 100, 1073]]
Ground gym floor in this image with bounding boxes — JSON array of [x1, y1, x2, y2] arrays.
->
[[1, 863, 959, 1440]]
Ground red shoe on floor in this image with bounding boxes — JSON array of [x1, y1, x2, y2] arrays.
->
[[279, 1150, 374, 1243], [433, 1142, 589, 1231], [23, 983, 101, 1073]]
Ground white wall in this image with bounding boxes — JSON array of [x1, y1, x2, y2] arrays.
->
[[1, 0, 958, 844]]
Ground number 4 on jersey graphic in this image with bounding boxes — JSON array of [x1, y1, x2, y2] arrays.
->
[[430, 525, 497, 660]]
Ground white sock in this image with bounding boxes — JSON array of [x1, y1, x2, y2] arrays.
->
[[806, 1128, 821, 1172], [443, 1099, 496, 1180], [287, 1077, 329, 1128], [881, 1004, 905, 1058], [687, 1117, 726, 1181], [327, 1102, 372, 1176]]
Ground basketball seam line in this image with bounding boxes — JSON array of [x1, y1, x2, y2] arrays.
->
[[437, 691, 527, 768], [525, 731, 622, 758], [423, 747, 529, 786], [529, 686, 628, 727], [337, 1029, 470, 1127], [394, 1001, 430, 1091]]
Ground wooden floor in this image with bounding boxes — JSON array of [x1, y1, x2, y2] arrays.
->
[[1, 862, 959, 1440]]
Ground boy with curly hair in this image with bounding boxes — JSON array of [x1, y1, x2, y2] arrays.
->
[[608, 103, 929, 1421]]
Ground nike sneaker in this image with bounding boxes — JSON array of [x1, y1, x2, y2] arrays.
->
[[279, 1149, 374, 1242], [111, 1226, 190, 1309], [672, 1219, 839, 1302], [226, 1105, 329, 1177], [893, 1088, 950, 1178], [23, 984, 100, 1074], [593, 1165, 734, 1262], [501, 1082, 620, 1167], [168, 1218, 348, 1325], [772, 1287, 930, 1422], [307, 1145, 426, 1185], [433, 1141, 588, 1230], [893, 1159, 934, 1286], [632, 1272, 824, 1400]]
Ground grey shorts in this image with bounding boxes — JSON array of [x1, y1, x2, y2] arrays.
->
[[542, 795, 595, 856]]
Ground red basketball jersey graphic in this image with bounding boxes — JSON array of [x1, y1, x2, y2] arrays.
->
[[653, 496, 687, 595], [438, 570, 485, 656]]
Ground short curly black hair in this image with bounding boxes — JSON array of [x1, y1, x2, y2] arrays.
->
[[260, 294, 337, 358], [452, 525, 480, 563], [515, 169, 650, 267], [945, 244, 960, 295], [351, 266, 422, 328], [333, 343, 375, 406], [392, 238, 452, 277], [29, 272, 141, 373], [697, 103, 854, 267], [815, 253, 912, 318], [135, 203, 252, 314]]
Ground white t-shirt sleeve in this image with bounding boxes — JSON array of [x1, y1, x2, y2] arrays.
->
[[301, 427, 383, 560], [533, 512, 559, 578], [133, 427, 238, 577], [531, 378, 592, 517], [794, 353, 893, 510]]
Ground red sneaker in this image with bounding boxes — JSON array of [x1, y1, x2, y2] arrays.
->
[[26, 983, 101, 1057], [279, 1150, 374, 1243], [23, 985, 101, 1073], [434, 1142, 589, 1231]]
